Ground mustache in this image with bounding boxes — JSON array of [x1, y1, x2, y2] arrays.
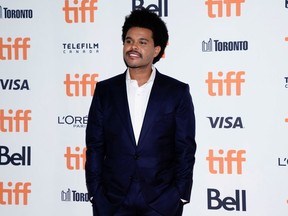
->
[[126, 50, 142, 57]]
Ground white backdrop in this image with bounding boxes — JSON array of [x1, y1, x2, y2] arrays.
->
[[1, 0, 288, 215]]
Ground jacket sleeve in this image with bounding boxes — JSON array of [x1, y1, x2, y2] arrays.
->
[[174, 84, 197, 203], [85, 84, 105, 199]]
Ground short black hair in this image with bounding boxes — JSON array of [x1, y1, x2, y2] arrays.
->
[[122, 8, 169, 64]]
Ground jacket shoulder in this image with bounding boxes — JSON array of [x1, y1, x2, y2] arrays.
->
[[97, 73, 125, 87], [156, 71, 189, 90]]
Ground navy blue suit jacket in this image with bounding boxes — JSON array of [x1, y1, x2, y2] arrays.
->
[[85, 70, 196, 215]]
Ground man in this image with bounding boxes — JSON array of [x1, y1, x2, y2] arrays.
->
[[85, 8, 197, 216]]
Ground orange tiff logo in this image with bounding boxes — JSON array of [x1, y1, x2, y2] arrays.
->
[[64, 146, 86, 170], [0, 182, 31, 205], [0, 109, 32, 133], [0, 37, 30, 60], [64, 73, 98, 97], [206, 149, 246, 174], [63, 0, 98, 23], [205, 0, 245, 18], [205, 71, 245, 96]]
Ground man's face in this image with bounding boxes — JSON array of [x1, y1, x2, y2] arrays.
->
[[123, 27, 161, 70]]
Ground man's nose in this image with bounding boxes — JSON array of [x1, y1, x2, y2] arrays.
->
[[131, 42, 139, 50]]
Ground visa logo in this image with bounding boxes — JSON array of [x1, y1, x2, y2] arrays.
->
[[207, 117, 243, 128]]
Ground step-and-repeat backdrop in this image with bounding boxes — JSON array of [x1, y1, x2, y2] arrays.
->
[[1, 0, 288, 215]]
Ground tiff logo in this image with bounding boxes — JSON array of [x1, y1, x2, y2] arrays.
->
[[0, 182, 31, 205], [205, 71, 245, 96], [64, 73, 98, 97], [0, 109, 32, 133], [205, 0, 245, 18], [63, 0, 98, 23], [0, 37, 30, 60], [132, 0, 168, 17], [206, 149, 246, 174], [64, 146, 86, 170]]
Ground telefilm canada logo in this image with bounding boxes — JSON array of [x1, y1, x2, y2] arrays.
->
[[0, 6, 33, 19], [285, 77, 288, 88], [62, 42, 100, 54], [202, 38, 248, 52], [61, 188, 89, 202]]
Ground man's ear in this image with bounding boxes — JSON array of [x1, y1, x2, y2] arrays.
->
[[154, 46, 161, 57]]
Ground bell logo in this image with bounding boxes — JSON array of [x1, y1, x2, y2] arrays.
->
[[0, 37, 30, 60], [64, 73, 98, 97], [64, 146, 86, 170], [0, 109, 32, 133], [0, 146, 31, 166], [0, 181, 31, 205], [205, 0, 245, 18], [207, 188, 247, 211], [205, 71, 245, 96], [132, 0, 168, 17], [206, 149, 246, 174], [62, 0, 98, 23]]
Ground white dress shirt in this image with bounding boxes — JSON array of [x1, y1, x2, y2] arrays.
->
[[126, 66, 156, 144]]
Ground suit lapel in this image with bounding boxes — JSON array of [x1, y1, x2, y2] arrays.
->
[[138, 71, 165, 147]]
